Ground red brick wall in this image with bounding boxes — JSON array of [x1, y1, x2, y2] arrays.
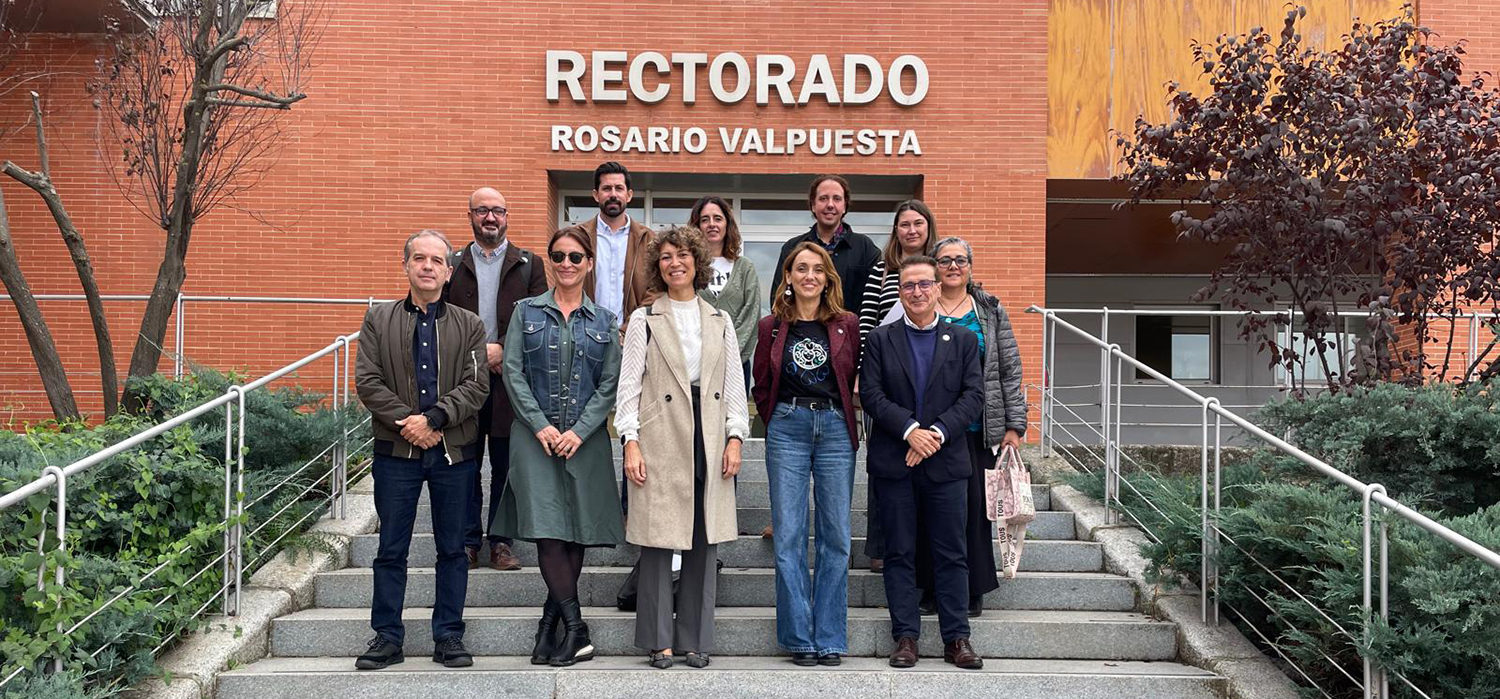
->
[[1405, 1, 1500, 380], [0, 0, 1048, 425]]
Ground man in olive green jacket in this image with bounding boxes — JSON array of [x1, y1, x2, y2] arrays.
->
[[353, 229, 489, 671]]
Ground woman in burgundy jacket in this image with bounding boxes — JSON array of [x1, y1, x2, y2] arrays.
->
[[751, 241, 861, 666]]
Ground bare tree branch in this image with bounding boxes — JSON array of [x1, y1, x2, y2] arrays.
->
[[204, 96, 297, 109], [0, 184, 79, 421], [205, 82, 305, 104], [4, 94, 119, 416], [88, 0, 325, 392]]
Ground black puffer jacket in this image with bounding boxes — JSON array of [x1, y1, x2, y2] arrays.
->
[[971, 284, 1027, 448]]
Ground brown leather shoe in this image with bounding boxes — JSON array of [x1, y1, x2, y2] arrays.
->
[[465, 546, 479, 570], [488, 542, 522, 571], [944, 638, 983, 669], [761, 525, 774, 539], [868, 557, 884, 573], [888, 637, 918, 668]]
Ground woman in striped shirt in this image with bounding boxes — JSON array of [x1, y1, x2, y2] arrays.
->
[[855, 199, 936, 573], [857, 200, 938, 345]]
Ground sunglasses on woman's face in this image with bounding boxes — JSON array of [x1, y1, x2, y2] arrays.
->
[[549, 251, 588, 264]]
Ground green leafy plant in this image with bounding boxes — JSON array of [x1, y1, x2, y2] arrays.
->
[[0, 371, 368, 698], [1064, 382, 1500, 698]]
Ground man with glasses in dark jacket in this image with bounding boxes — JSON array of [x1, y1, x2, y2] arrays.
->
[[355, 229, 490, 670], [445, 187, 548, 571]]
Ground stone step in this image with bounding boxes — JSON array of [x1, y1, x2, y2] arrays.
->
[[403, 482, 1052, 526], [312, 567, 1136, 612], [349, 535, 1103, 572], [217, 656, 1224, 699], [407, 506, 1074, 538], [407, 506, 1073, 538], [268, 607, 1179, 661]]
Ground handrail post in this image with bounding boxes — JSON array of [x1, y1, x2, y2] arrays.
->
[[1200, 402, 1212, 624], [224, 385, 246, 616], [1469, 313, 1481, 382], [1099, 343, 1113, 524], [222, 394, 235, 616], [174, 293, 185, 379], [1048, 311, 1059, 453], [1112, 350, 1124, 521], [1038, 312, 1050, 453], [235, 385, 247, 616], [1212, 406, 1222, 626], [40, 466, 65, 674], [330, 338, 345, 519], [1362, 483, 1388, 699], [341, 336, 354, 518]]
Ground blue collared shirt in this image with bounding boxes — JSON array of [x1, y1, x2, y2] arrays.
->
[[594, 215, 632, 319]]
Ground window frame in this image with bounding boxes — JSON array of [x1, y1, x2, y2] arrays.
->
[[1130, 305, 1219, 385]]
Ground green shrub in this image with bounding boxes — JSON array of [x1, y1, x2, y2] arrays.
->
[[0, 371, 368, 698], [1257, 382, 1500, 516], [1066, 409, 1500, 699]]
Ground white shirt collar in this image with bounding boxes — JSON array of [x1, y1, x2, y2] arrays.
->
[[903, 311, 940, 331], [595, 214, 631, 237]]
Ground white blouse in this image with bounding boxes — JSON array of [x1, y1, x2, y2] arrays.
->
[[615, 301, 750, 445]]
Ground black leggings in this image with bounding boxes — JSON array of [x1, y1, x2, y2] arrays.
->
[[536, 538, 586, 602]]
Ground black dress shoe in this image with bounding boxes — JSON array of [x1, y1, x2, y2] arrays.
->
[[432, 636, 473, 668], [790, 651, 818, 666], [817, 653, 842, 666], [968, 595, 984, 617], [918, 596, 937, 616], [355, 636, 403, 670]]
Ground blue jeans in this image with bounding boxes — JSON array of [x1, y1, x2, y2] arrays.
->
[[765, 402, 855, 655], [371, 452, 477, 645]]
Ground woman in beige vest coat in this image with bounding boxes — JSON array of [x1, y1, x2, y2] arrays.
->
[[615, 225, 750, 669]]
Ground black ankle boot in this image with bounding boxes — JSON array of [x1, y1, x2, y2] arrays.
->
[[531, 598, 562, 665], [549, 597, 595, 667]]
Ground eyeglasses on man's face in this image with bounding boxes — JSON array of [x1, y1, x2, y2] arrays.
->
[[470, 206, 508, 218], [899, 279, 937, 294], [936, 255, 970, 268], [549, 251, 588, 264]]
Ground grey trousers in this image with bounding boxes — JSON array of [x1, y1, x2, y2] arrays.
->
[[635, 391, 718, 653], [635, 536, 717, 653]]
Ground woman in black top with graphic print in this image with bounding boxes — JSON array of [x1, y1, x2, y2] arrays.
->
[[751, 242, 861, 666]]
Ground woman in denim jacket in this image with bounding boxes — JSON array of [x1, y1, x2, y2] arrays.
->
[[493, 227, 624, 668]]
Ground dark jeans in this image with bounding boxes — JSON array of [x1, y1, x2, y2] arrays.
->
[[464, 433, 512, 548], [371, 452, 477, 645], [874, 469, 970, 643]]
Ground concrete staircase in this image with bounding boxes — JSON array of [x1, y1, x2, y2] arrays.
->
[[217, 442, 1224, 699]]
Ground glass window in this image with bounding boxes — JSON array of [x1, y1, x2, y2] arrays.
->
[[1135, 313, 1214, 381], [1276, 317, 1368, 383], [741, 198, 810, 227], [743, 241, 785, 296], [563, 195, 644, 227], [740, 198, 899, 231], [652, 197, 699, 226]]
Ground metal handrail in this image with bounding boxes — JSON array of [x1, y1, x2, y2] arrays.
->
[[0, 293, 377, 382], [0, 329, 367, 689], [1030, 304, 1500, 699]]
